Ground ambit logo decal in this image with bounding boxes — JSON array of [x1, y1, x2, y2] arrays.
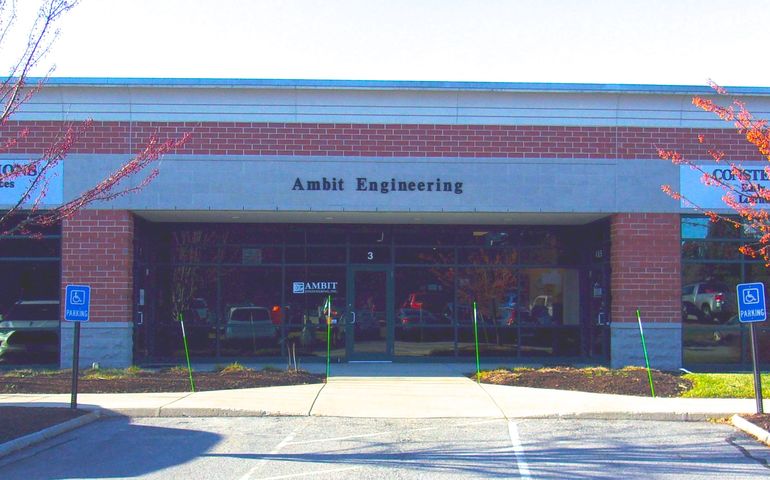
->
[[292, 281, 338, 294]]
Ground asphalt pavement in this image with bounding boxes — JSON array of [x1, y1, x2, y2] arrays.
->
[[1, 416, 769, 479]]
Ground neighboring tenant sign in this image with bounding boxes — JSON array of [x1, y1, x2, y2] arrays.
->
[[680, 165, 770, 210], [0, 160, 63, 206]]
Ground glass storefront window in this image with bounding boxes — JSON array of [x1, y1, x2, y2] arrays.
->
[[156, 229, 226, 264], [394, 267, 454, 356], [219, 267, 283, 358], [0, 238, 59, 257], [395, 247, 455, 265], [222, 246, 282, 265], [682, 240, 743, 260], [307, 246, 346, 264], [0, 261, 59, 310], [458, 247, 517, 265], [151, 266, 219, 360], [519, 268, 580, 326], [681, 216, 741, 240], [139, 221, 605, 362], [349, 246, 391, 264], [681, 215, 770, 367], [284, 266, 346, 359], [0, 224, 61, 365]]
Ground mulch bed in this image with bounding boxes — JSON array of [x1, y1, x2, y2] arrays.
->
[[3, 367, 770, 450], [475, 366, 692, 398], [0, 407, 87, 444], [0, 369, 324, 394]]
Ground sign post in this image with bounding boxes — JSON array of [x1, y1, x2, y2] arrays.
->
[[736, 282, 766, 414], [64, 285, 91, 410]]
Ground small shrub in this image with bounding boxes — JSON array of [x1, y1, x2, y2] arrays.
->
[[82, 367, 145, 380], [5, 369, 58, 378], [217, 362, 253, 374], [167, 366, 191, 375]]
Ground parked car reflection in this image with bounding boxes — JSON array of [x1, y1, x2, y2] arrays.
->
[[223, 306, 279, 348], [682, 281, 735, 323], [0, 300, 60, 363]]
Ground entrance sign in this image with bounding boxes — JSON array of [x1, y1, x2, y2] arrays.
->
[[292, 281, 338, 294], [65, 285, 91, 322], [737, 282, 766, 323]]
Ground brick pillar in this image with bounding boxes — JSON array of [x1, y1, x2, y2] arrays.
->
[[60, 210, 134, 368], [610, 213, 682, 369]]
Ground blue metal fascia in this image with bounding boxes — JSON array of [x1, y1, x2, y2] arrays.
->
[[34, 77, 770, 96]]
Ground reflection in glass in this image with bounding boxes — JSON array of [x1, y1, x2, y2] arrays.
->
[[350, 270, 388, 356], [138, 222, 607, 361], [682, 241, 742, 260], [681, 216, 741, 240], [154, 266, 219, 360]]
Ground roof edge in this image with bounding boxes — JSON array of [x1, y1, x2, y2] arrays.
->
[[32, 77, 770, 96]]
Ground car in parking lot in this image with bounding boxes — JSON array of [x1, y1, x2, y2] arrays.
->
[[0, 300, 60, 362]]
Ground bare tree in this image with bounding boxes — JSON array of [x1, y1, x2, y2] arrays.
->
[[0, 0, 188, 235]]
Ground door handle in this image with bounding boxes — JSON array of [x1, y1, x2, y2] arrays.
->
[[349, 311, 356, 325]]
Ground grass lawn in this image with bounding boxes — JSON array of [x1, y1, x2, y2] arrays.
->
[[681, 373, 770, 398]]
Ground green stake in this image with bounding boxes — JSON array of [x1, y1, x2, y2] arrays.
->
[[636, 309, 655, 398], [325, 295, 332, 382], [472, 301, 481, 383], [179, 313, 196, 393]]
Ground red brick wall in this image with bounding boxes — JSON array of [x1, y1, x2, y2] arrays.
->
[[0, 121, 760, 160], [611, 213, 681, 324], [61, 210, 134, 323]]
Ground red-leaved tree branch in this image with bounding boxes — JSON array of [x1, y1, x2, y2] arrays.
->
[[659, 81, 770, 263], [0, 0, 188, 236]]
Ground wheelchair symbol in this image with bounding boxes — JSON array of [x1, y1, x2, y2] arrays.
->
[[743, 288, 760, 305], [70, 290, 86, 305]]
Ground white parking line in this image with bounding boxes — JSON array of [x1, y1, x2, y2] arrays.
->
[[237, 423, 304, 480], [508, 421, 531, 479]]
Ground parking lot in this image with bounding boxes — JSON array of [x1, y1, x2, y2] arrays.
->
[[2, 416, 769, 479]]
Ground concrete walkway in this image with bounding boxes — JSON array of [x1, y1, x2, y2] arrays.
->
[[1, 363, 767, 420]]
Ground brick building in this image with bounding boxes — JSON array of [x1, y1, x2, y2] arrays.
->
[[1, 79, 769, 369]]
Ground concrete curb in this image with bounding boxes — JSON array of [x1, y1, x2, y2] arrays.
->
[[731, 414, 770, 447], [0, 411, 102, 459], [99, 407, 272, 418], [511, 412, 736, 422], [92, 407, 735, 422]]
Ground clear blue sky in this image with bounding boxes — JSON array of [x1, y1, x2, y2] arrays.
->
[[10, 0, 770, 86]]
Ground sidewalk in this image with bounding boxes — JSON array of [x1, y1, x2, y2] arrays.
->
[[1, 363, 766, 420]]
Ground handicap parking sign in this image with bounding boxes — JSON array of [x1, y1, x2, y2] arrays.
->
[[737, 282, 766, 323], [65, 285, 91, 322]]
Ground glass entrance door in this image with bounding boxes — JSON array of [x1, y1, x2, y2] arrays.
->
[[346, 266, 393, 360]]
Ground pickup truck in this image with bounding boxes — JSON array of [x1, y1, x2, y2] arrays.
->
[[682, 281, 734, 323]]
